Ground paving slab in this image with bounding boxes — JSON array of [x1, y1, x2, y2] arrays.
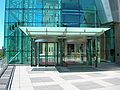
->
[[103, 78, 120, 85], [72, 81, 104, 90], [34, 85, 64, 90], [30, 77, 54, 83]]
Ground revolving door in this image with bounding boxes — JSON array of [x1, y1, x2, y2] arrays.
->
[[31, 42, 58, 66]]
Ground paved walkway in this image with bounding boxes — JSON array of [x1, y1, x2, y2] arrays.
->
[[11, 65, 120, 90]]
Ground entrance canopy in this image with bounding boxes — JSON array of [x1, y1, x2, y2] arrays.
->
[[19, 27, 110, 37]]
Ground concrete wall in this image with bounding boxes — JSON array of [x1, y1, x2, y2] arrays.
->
[[114, 23, 120, 64]]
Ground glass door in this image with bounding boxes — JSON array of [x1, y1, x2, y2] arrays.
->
[[39, 42, 57, 66], [47, 43, 56, 65], [66, 43, 86, 64], [39, 43, 47, 66]]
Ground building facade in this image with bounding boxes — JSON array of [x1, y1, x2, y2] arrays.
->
[[4, 0, 117, 66]]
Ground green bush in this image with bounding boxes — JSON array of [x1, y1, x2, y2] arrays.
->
[[0, 50, 3, 60]]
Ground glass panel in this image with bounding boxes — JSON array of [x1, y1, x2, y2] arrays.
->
[[62, 0, 79, 10], [43, 0, 60, 27]]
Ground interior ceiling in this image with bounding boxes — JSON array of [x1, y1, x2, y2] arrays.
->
[[32, 34, 86, 40], [34, 35, 87, 43]]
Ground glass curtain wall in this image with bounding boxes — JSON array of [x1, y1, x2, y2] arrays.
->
[[4, 0, 61, 64], [4, 0, 32, 64], [4, 0, 101, 64]]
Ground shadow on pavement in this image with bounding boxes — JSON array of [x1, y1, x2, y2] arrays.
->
[[56, 62, 120, 73]]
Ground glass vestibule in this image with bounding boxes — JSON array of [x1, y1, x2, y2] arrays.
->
[[31, 37, 102, 67], [32, 42, 58, 66]]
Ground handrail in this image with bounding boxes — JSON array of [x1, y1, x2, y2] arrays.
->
[[0, 59, 8, 77]]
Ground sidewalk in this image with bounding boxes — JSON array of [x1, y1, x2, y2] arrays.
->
[[11, 64, 120, 90]]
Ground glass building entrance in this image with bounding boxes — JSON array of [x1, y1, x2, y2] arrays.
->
[[21, 27, 110, 67], [4, 0, 116, 67]]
